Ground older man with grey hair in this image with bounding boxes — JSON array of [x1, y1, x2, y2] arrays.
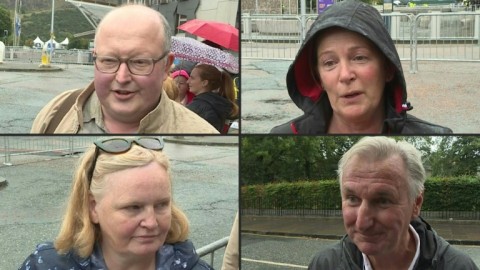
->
[[309, 136, 478, 270]]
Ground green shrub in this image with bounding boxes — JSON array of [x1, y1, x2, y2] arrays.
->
[[241, 176, 480, 212]]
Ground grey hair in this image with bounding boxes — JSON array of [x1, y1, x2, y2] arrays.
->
[[338, 136, 425, 200], [157, 10, 171, 53]]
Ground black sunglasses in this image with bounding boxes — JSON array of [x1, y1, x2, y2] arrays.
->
[[87, 137, 165, 186]]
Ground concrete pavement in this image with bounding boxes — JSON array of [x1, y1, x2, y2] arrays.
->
[[241, 215, 480, 245]]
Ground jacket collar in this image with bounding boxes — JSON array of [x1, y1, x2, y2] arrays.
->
[[292, 92, 406, 134], [341, 217, 441, 269], [69, 240, 202, 270], [74, 81, 172, 133]]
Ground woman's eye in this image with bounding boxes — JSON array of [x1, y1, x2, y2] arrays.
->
[[320, 59, 337, 70], [353, 55, 368, 62], [156, 201, 170, 209]]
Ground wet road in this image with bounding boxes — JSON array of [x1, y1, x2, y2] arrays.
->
[[0, 64, 94, 133], [241, 233, 480, 269], [0, 137, 238, 269]]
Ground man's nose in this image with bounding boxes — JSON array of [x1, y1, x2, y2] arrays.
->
[[356, 201, 374, 231], [115, 62, 132, 83]]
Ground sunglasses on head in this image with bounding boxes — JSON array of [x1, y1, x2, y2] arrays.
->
[[87, 137, 165, 186]]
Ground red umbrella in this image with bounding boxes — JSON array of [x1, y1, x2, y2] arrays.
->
[[178, 19, 239, 52]]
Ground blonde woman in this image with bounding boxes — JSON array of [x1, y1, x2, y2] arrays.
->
[[19, 137, 212, 270]]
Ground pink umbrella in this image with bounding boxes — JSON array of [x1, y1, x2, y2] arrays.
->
[[171, 36, 239, 74], [178, 19, 239, 52]]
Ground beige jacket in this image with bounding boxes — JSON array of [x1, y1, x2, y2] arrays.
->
[[221, 213, 239, 270], [31, 81, 219, 134]]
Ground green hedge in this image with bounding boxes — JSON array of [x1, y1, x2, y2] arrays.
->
[[422, 176, 480, 211], [241, 177, 480, 211]]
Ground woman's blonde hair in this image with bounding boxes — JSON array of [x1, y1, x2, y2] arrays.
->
[[54, 144, 189, 258], [163, 76, 179, 101]]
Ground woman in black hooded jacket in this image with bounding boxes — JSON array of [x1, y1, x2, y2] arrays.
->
[[187, 64, 239, 133], [271, 0, 452, 134]]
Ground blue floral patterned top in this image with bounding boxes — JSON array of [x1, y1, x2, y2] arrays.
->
[[19, 240, 214, 270]]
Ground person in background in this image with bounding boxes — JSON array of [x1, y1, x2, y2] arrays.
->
[[271, 0, 452, 134], [308, 136, 478, 270], [19, 137, 213, 270], [31, 4, 217, 134], [221, 213, 239, 270], [187, 64, 239, 133], [163, 76, 179, 101], [171, 70, 195, 105]]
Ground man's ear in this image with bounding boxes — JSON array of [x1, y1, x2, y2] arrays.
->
[[412, 191, 424, 219], [89, 194, 100, 224], [165, 53, 174, 72]]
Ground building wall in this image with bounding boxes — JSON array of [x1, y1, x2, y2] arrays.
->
[[153, 0, 238, 34], [197, 0, 238, 27]]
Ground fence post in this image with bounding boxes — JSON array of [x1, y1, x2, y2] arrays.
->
[[68, 136, 74, 156], [412, 14, 418, 73], [3, 137, 12, 166], [243, 13, 252, 41]]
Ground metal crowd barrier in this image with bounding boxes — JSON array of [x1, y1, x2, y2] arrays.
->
[[241, 10, 480, 73], [197, 236, 230, 266], [2, 47, 94, 65], [0, 136, 106, 166]]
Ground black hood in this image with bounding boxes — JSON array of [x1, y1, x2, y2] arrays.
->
[[286, 0, 409, 116]]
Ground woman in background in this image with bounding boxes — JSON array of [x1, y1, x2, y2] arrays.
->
[[187, 64, 239, 133]]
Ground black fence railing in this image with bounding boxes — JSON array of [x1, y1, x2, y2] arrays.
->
[[241, 197, 480, 220]]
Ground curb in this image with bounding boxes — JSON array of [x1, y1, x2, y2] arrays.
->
[[242, 230, 343, 240], [241, 230, 480, 246], [164, 137, 238, 147], [0, 65, 63, 72]]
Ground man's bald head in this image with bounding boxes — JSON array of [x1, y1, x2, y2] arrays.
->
[[95, 4, 171, 54]]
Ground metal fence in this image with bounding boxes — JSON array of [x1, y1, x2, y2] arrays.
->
[[2, 47, 94, 66], [241, 197, 480, 220], [0, 136, 106, 166], [241, 10, 480, 72], [197, 236, 230, 266]]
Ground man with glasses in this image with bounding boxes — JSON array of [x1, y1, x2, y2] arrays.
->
[[31, 4, 218, 134]]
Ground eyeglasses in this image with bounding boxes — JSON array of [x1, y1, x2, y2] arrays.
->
[[87, 137, 165, 186], [93, 51, 170, 76]]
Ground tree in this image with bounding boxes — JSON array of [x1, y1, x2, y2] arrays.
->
[[0, 5, 12, 43], [427, 136, 480, 177], [240, 136, 359, 185]]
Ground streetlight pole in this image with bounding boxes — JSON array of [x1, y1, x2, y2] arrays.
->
[[13, 0, 18, 46], [49, 0, 55, 64]]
